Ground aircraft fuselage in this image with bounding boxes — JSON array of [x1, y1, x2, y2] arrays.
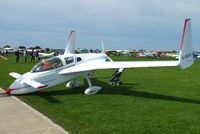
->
[[7, 53, 108, 94]]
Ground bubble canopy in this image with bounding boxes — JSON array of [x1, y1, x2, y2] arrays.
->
[[31, 57, 63, 73]]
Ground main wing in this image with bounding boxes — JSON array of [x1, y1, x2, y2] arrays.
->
[[59, 18, 193, 75], [59, 60, 179, 74]]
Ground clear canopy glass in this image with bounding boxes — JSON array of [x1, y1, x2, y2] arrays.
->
[[31, 57, 63, 73]]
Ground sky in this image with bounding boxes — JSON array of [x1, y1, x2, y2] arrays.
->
[[0, 0, 199, 51]]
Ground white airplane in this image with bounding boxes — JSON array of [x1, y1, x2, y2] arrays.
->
[[4, 47, 15, 53], [39, 52, 55, 58], [4, 19, 194, 95], [164, 53, 179, 59], [26, 49, 55, 58]]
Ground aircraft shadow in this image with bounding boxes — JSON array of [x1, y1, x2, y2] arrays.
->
[[94, 78, 200, 105], [29, 78, 200, 105], [37, 94, 62, 103]]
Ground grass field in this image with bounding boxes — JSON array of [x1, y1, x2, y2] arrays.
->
[[1, 54, 200, 134]]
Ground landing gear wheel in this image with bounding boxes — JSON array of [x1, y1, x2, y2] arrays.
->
[[110, 80, 121, 86], [84, 74, 102, 95], [84, 86, 102, 95], [116, 81, 120, 86], [66, 80, 81, 88], [109, 68, 124, 86]]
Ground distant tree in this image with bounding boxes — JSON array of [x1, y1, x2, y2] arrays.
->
[[3, 45, 11, 48], [75, 50, 79, 54], [90, 49, 93, 53], [18, 46, 26, 49], [45, 48, 50, 52], [34, 46, 41, 49]]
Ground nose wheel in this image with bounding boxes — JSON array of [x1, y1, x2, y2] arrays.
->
[[66, 80, 81, 88]]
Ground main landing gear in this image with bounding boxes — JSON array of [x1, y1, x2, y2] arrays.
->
[[84, 74, 101, 95], [109, 68, 124, 86], [66, 80, 81, 88], [66, 73, 101, 95], [67, 68, 124, 95]]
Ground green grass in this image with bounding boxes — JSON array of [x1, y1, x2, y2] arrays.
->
[[1, 54, 200, 134]]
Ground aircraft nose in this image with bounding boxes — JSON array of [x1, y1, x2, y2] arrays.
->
[[5, 78, 24, 94], [5, 88, 13, 95]]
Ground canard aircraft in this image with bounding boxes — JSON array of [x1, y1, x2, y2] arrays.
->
[[4, 19, 194, 95]]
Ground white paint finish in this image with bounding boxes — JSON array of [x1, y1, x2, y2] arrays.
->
[[179, 19, 194, 69], [7, 19, 194, 95], [9, 72, 22, 79]]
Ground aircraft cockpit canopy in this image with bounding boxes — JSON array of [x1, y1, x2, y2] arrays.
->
[[31, 57, 63, 73]]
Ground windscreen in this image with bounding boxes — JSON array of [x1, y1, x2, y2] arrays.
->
[[31, 57, 63, 73]]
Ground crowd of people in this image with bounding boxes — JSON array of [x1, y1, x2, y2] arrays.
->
[[13, 49, 60, 63], [15, 49, 39, 63]]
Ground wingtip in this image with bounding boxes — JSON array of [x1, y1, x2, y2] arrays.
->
[[64, 30, 76, 54], [68, 30, 75, 41], [180, 18, 191, 51], [37, 85, 48, 89], [185, 18, 191, 21]]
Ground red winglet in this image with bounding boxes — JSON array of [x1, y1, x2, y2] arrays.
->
[[67, 30, 75, 42], [180, 18, 190, 51], [37, 85, 48, 89]]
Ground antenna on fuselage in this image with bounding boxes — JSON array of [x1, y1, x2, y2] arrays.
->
[[101, 39, 105, 53]]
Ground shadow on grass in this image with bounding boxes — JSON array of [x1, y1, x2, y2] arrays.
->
[[37, 94, 62, 103], [28, 78, 200, 105]]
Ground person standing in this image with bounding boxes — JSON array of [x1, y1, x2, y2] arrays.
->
[[35, 51, 39, 63], [31, 49, 35, 63], [2, 49, 5, 56], [24, 50, 28, 63], [15, 50, 20, 63]]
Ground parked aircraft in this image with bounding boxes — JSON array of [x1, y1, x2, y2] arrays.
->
[[163, 53, 179, 59], [164, 52, 199, 60], [39, 52, 55, 58], [3, 47, 15, 53], [193, 53, 200, 60], [137, 51, 154, 58], [4, 19, 194, 95]]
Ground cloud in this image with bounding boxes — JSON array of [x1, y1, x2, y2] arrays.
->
[[0, 0, 199, 50]]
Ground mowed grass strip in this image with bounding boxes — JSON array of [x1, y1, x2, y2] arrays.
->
[[1, 54, 200, 134]]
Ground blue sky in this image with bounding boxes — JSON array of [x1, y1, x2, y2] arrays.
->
[[0, 0, 199, 51]]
